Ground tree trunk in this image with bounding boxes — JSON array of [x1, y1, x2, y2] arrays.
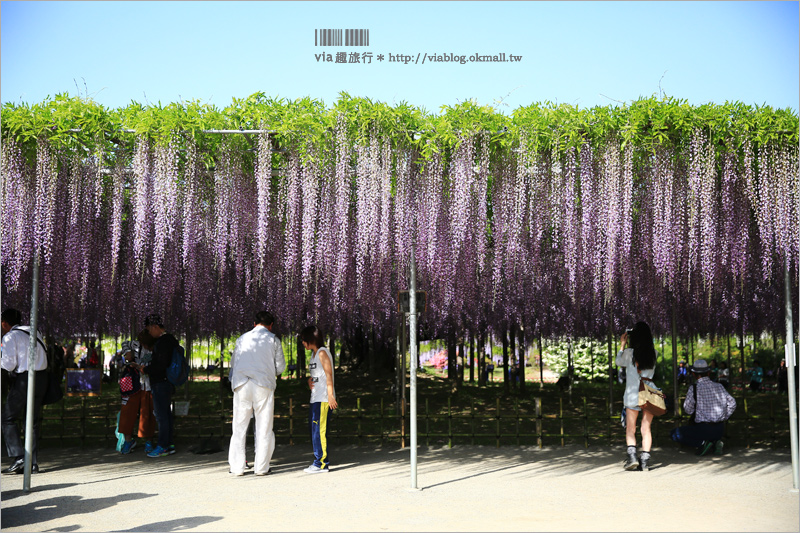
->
[[478, 331, 486, 387], [368, 328, 377, 377], [329, 333, 336, 370], [184, 330, 193, 398], [447, 332, 456, 381], [502, 327, 509, 394], [297, 334, 306, 379], [509, 324, 517, 390], [740, 330, 746, 390], [395, 324, 402, 415], [608, 325, 614, 416], [469, 330, 475, 383], [458, 341, 465, 383], [220, 336, 225, 381], [538, 335, 544, 389], [518, 325, 525, 392]]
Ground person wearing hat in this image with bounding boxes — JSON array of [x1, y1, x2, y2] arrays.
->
[[138, 313, 179, 458], [670, 358, 737, 456]]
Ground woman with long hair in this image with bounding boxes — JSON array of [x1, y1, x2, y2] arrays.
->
[[615, 321, 658, 471], [300, 325, 338, 473]]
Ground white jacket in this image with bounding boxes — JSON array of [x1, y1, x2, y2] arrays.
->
[[230, 325, 285, 391]]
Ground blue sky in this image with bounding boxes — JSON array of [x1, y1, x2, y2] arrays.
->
[[1, 1, 798, 113]]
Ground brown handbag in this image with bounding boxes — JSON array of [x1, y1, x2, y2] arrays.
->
[[638, 376, 667, 416]]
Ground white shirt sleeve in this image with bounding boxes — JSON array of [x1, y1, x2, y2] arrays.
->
[[0, 331, 18, 372]]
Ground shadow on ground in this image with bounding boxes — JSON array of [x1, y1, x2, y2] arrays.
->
[[0, 492, 155, 528]]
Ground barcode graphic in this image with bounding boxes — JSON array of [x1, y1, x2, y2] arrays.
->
[[315, 28, 369, 46]]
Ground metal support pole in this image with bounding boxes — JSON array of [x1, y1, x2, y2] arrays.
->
[[23, 254, 41, 493], [783, 260, 799, 490], [409, 243, 418, 490]]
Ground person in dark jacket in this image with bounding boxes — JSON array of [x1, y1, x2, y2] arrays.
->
[[139, 313, 179, 458]]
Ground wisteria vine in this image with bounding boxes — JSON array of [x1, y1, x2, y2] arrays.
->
[[1, 99, 798, 355]]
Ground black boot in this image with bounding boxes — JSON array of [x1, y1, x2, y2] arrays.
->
[[623, 446, 639, 471], [640, 451, 651, 472]]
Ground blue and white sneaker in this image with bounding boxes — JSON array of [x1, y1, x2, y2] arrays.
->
[[147, 445, 169, 458], [144, 441, 154, 454], [120, 440, 137, 455]]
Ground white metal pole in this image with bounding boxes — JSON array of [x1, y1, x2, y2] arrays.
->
[[409, 243, 418, 489], [784, 259, 799, 490], [22, 253, 41, 493]]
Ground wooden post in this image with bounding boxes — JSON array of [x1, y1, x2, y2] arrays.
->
[[401, 394, 406, 449], [583, 397, 588, 448], [535, 397, 542, 448], [448, 396, 452, 448], [470, 398, 475, 445], [496, 397, 500, 448]]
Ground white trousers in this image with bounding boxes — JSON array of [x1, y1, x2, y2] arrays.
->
[[228, 379, 275, 475]]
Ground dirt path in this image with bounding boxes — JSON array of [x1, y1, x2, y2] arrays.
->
[[1, 444, 797, 532]]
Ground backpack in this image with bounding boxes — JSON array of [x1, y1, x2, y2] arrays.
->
[[119, 364, 141, 396], [166, 345, 189, 386]]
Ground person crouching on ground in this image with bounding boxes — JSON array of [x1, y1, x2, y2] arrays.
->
[[227, 311, 285, 476], [670, 359, 736, 456], [300, 325, 338, 473], [615, 321, 658, 471]]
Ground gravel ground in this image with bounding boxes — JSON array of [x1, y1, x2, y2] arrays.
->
[[1, 443, 798, 532]]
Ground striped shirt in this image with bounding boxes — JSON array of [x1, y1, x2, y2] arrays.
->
[[684, 377, 736, 423]]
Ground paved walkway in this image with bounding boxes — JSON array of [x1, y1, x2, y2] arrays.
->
[[1, 444, 798, 531]]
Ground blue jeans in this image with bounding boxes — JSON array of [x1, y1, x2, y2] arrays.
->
[[151, 381, 175, 449], [670, 421, 725, 448]]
